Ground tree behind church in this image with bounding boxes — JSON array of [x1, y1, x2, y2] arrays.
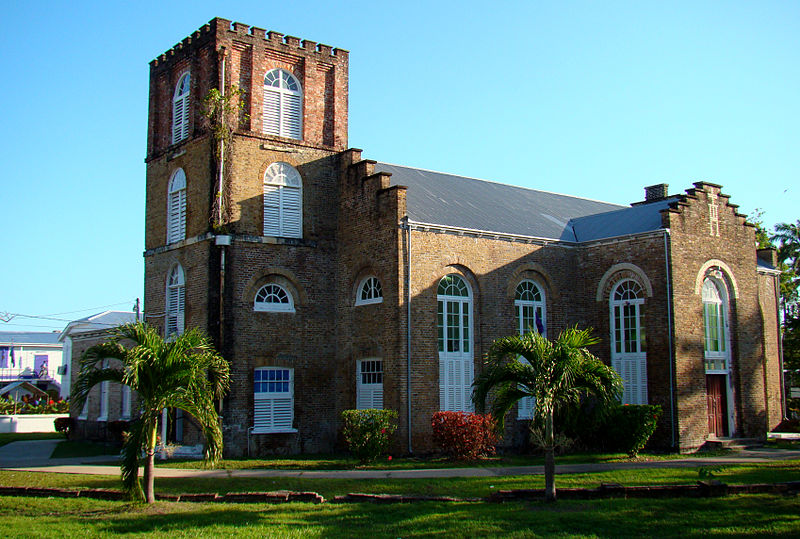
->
[[72, 323, 230, 503]]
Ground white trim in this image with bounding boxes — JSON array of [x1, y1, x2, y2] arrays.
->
[[515, 280, 545, 420], [694, 260, 739, 298], [167, 169, 187, 244], [263, 162, 303, 239], [166, 264, 186, 337]]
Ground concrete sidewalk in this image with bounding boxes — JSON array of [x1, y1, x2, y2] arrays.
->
[[1, 440, 799, 479]]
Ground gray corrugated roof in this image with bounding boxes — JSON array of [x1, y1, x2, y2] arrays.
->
[[377, 163, 670, 242], [0, 332, 62, 345]]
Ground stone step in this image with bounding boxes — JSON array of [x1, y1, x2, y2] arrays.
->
[[703, 437, 763, 451]]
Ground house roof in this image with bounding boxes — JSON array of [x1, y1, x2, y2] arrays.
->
[[0, 332, 61, 346], [59, 311, 137, 341], [0, 380, 50, 397], [377, 163, 671, 242]]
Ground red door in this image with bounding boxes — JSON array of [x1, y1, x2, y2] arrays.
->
[[706, 374, 728, 437]]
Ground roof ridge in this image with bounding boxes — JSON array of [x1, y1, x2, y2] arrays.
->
[[376, 162, 625, 208]]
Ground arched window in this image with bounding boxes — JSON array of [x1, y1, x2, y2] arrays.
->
[[263, 68, 302, 139], [167, 169, 186, 243], [356, 276, 383, 306], [514, 280, 546, 419], [166, 264, 185, 337], [437, 274, 473, 412], [702, 278, 728, 370], [263, 162, 302, 238], [610, 279, 647, 404], [172, 72, 191, 144], [254, 283, 295, 313]]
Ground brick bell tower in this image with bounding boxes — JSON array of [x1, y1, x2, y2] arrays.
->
[[143, 18, 349, 454]]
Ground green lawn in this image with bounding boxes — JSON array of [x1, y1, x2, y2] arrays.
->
[[0, 494, 797, 537], [2, 460, 799, 500], [0, 432, 63, 448], [154, 448, 740, 471]]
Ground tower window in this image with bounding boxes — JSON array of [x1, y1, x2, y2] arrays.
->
[[172, 72, 191, 144], [263, 162, 302, 238], [263, 69, 303, 139], [167, 169, 186, 244]]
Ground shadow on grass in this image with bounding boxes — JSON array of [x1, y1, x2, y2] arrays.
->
[[85, 496, 800, 537]]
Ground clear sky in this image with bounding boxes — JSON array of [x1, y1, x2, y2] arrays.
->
[[1, 1, 798, 332]]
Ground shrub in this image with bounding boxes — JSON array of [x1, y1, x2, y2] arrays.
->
[[603, 404, 662, 457], [54, 416, 74, 437], [107, 420, 131, 445], [341, 409, 398, 463], [431, 411, 498, 460]]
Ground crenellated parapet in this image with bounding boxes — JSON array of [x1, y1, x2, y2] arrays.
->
[[151, 18, 348, 69]]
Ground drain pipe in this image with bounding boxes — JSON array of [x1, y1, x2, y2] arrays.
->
[[663, 229, 676, 448], [402, 216, 413, 454]]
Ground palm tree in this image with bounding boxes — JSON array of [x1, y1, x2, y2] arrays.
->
[[72, 322, 230, 503], [473, 327, 622, 502], [772, 220, 800, 274]]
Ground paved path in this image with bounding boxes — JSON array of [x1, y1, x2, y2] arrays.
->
[[1, 440, 798, 479]]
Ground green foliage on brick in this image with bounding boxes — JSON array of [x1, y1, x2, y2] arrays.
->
[[341, 409, 398, 463]]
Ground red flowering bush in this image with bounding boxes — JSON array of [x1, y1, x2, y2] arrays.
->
[[341, 409, 397, 463], [431, 411, 498, 460]]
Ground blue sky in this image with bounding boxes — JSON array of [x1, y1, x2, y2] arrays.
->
[[1, 1, 798, 332]]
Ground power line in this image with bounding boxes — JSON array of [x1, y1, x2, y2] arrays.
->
[[41, 300, 137, 317]]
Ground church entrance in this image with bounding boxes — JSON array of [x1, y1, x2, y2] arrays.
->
[[706, 374, 728, 437]]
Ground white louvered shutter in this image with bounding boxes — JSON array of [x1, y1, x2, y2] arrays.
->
[[172, 97, 185, 144], [176, 285, 185, 335], [166, 285, 179, 336], [357, 361, 383, 410], [263, 184, 281, 236], [281, 187, 302, 238], [253, 368, 294, 432], [263, 87, 281, 136], [167, 189, 186, 243], [284, 93, 302, 139]]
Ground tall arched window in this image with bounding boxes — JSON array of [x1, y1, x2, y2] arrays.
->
[[172, 72, 191, 144], [515, 280, 546, 419], [702, 275, 732, 437], [166, 264, 185, 337], [610, 279, 647, 404], [167, 169, 186, 243], [263, 162, 302, 238], [437, 274, 473, 412], [263, 68, 303, 139], [702, 278, 728, 367]]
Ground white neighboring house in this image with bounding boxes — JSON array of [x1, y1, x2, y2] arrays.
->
[[59, 311, 137, 400], [0, 331, 64, 399]]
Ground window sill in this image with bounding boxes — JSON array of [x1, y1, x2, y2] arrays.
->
[[250, 428, 298, 435], [97, 416, 108, 422]]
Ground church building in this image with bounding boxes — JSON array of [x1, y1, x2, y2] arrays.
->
[[76, 18, 785, 455]]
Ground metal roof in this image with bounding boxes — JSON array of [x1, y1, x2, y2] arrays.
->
[[568, 198, 677, 242], [0, 332, 62, 346], [377, 163, 678, 242]]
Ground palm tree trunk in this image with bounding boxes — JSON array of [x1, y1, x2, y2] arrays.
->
[[544, 408, 556, 502], [144, 422, 158, 503]]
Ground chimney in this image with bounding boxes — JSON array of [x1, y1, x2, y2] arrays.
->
[[645, 184, 669, 202]]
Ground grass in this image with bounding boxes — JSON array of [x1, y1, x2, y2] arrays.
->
[[0, 432, 63, 448], [2, 460, 799, 500], [0, 493, 798, 537], [50, 440, 120, 459], [154, 448, 739, 471]]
